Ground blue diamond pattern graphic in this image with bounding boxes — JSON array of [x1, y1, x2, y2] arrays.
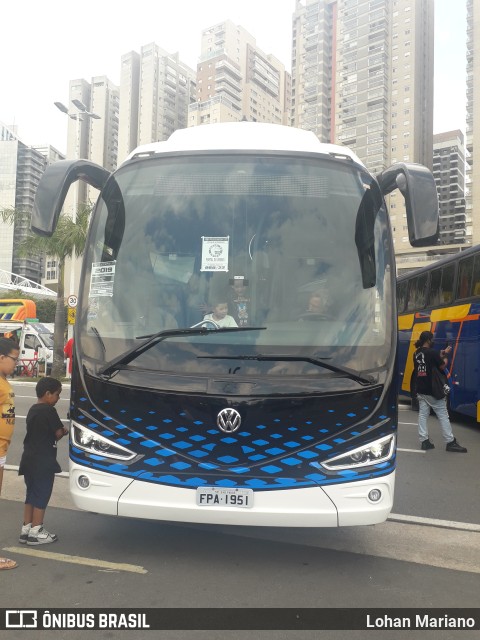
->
[[70, 385, 395, 491]]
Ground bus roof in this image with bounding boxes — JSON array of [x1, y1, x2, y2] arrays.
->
[[123, 122, 365, 166], [397, 244, 480, 283]]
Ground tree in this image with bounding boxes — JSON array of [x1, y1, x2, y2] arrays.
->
[[34, 296, 57, 323], [0, 205, 91, 377]]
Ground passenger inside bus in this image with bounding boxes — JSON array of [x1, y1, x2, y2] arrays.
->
[[227, 279, 250, 327], [202, 299, 238, 328], [298, 289, 332, 321]]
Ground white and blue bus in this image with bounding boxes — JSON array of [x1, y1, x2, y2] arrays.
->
[[33, 123, 438, 527]]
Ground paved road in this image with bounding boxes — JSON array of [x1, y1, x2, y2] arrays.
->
[[1, 383, 479, 639]]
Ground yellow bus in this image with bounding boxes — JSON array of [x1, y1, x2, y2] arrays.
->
[[397, 244, 480, 423]]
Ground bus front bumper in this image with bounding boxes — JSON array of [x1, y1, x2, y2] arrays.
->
[[69, 463, 394, 527]]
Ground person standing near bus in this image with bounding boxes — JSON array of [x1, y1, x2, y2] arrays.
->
[[413, 331, 467, 453], [64, 337, 73, 378], [0, 337, 20, 570], [18, 377, 67, 545]]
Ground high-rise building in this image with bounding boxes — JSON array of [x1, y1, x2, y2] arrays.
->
[[292, 0, 434, 264], [432, 130, 467, 246], [67, 76, 119, 173], [33, 144, 65, 166], [466, 0, 480, 245], [61, 77, 119, 298], [291, 0, 336, 141], [0, 123, 20, 275], [189, 20, 291, 127], [62, 76, 119, 211], [118, 44, 196, 162], [33, 144, 66, 291], [118, 51, 140, 163], [0, 124, 55, 282]]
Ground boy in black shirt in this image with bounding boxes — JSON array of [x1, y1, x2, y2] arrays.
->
[[18, 377, 67, 545]]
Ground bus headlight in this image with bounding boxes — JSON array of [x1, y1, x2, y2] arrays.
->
[[71, 422, 137, 461], [320, 434, 395, 471]]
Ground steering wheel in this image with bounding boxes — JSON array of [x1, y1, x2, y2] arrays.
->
[[190, 319, 221, 330]]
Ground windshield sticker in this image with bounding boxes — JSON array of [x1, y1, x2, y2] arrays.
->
[[87, 297, 99, 320], [201, 236, 230, 272], [89, 261, 116, 297]]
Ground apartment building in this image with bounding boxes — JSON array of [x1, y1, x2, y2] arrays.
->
[[189, 20, 291, 127], [118, 44, 196, 162], [50, 76, 119, 297], [33, 144, 65, 166], [433, 130, 467, 246], [292, 0, 434, 266], [466, 0, 480, 245], [0, 123, 47, 282], [33, 145, 66, 290], [67, 76, 119, 173]]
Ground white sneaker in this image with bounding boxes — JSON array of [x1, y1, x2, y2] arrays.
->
[[19, 523, 31, 544], [27, 525, 58, 545]]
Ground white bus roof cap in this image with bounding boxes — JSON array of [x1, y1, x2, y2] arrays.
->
[[123, 122, 365, 167]]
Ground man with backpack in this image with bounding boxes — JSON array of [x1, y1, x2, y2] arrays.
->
[[413, 331, 467, 453]]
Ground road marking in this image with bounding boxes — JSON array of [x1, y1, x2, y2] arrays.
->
[[12, 381, 71, 386], [388, 513, 480, 532], [206, 521, 480, 575], [14, 395, 69, 400], [15, 415, 69, 423], [5, 465, 68, 477], [2, 547, 147, 574]]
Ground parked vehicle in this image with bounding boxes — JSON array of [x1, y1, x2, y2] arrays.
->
[[397, 244, 480, 422], [32, 122, 438, 527], [0, 320, 54, 375]]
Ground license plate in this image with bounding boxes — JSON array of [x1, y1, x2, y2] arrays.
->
[[196, 487, 254, 508]]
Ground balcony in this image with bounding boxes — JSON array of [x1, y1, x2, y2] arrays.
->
[[215, 74, 241, 93], [215, 85, 242, 105], [215, 59, 242, 81]]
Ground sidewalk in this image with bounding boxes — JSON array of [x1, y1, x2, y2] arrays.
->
[[2, 468, 78, 511], [9, 377, 71, 384]]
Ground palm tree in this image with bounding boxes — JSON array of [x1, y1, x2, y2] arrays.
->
[[0, 205, 90, 377]]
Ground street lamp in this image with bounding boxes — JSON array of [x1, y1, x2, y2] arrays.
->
[[54, 100, 101, 341], [54, 100, 100, 160]]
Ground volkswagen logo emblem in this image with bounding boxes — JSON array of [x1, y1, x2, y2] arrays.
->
[[217, 408, 241, 433]]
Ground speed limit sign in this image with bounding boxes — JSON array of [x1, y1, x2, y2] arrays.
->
[[68, 295, 78, 308]]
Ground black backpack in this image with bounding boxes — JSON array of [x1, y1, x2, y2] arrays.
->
[[431, 366, 450, 400]]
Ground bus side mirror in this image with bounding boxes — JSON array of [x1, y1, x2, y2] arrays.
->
[[376, 162, 439, 247], [32, 159, 110, 236]]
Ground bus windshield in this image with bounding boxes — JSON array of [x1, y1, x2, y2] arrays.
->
[[36, 324, 54, 348], [80, 153, 394, 383]]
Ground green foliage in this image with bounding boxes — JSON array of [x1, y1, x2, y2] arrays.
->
[[34, 297, 57, 323], [0, 204, 92, 377]]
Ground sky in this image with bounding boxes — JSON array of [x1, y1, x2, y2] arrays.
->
[[1, 0, 467, 155]]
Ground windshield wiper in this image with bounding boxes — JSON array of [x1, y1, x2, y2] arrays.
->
[[97, 326, 266, 378], [89, 326, 106, 354], [197, 353, 376, 386]]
